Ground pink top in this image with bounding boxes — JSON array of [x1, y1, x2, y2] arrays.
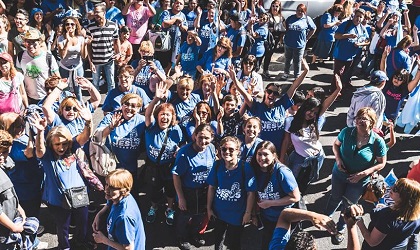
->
[[126, 5, 153, 44]]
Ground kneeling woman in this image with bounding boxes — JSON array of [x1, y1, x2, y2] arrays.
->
[[251, 141, 300, 250], [92, 169, 146, 250], [207, 136, 256, 250]]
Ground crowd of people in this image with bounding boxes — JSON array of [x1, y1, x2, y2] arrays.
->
[[0, 0, 418, 249]]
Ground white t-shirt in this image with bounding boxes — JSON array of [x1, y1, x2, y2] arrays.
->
[[0, 72, 24, 106], [284, 116, 323, 158], [16, 51, 59, 100]]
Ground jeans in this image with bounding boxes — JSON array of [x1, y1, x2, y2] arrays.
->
[[92, 60, 115, 92], [284, 45, 305, 78], [59, 66, 84, 101], [48, 204, 88, 250], [325, 166, 368, 232]]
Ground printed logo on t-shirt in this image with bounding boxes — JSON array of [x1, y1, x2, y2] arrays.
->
[[181, 47, 195, 62], [26, 65, 42, 79], [192, 169, 210, 184], [112, 129, 141, 149], [258, 182, 280, 200], [107, 217, 114, 241], [261, 119, 284, 132], [216, 182, 242, 201], [148, 145, 175, 162]]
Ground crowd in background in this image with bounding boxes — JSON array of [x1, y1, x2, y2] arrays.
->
[[0, 0, 418, 249]]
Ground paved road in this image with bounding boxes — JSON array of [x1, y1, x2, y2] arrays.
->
[[37, 53, 420, 249]]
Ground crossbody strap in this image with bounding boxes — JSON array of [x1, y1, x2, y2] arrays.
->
[[52, 161, 66, 194], [156, 128, 170, 165]]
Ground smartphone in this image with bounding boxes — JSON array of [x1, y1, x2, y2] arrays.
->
[[142, 55, 154, 62]]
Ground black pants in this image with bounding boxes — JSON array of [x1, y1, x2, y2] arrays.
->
[[261, 216, 277, 250], [145, 163, 176, 203], [213, 218, 243, 250]]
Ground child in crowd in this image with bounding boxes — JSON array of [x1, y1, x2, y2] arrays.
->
[[116, 26, 133, 69]]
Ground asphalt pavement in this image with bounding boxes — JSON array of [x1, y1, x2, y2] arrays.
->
[[36, 52, 420, 250]]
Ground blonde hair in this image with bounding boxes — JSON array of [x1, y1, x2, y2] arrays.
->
[[58, 97, 79, 116], [106, 169, 133, 195], [392, 178, 420, 221], [356, 107, 377, 130], [0, 130, 13, 150], [0, 113, 24, 138], [46, 125, 73, 156], [139, 40, 154, 54], [121, 93, 143, 109]]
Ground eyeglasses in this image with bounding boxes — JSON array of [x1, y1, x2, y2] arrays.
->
[[271, 5, 279, 7], [14, 17, 26, 21], [65, 23, 75, 27], [197, 111, 208, 116], [64, 106, 78, 112], [25, 40, 39, 47], [394, 75, 404, 81], [218, 44, 227, 50], [123, 102, 138, 109], [221, 147, 236, 153], [266, 89, 280, 97], [356, 117, 370, 122], [391, 185, 399, 193]]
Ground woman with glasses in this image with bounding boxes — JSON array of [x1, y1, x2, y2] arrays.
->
[[172, 124, 216, 249], [133, 40, 166, 99], [42, 77, 100, 136], [57, 17, 86, 101], [185, 101, 218, 142], [232, 60, 308, 154], [92, 169, 146, 250], [380, 45, 420, 122], [280, 4, 316, 80], [233, 55, 264, 99], [144, 82, 185, 226], [197, 37, 232, 77], [207, 136, 256, 250], [325, 107, 387, 245], [262, 0, 285, 79], [250, 141, 300, 250], [0, 113, 43, 220], [0, 52, 27, 112], [96, 93, 146, 197], [31, 112, 92, 250], [350, 178, 420, 249]]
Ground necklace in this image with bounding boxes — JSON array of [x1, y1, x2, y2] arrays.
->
[[357, 133, 369, 147]]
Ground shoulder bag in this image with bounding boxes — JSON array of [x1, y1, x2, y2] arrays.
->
[[52, 161, 90, 210], [89, 128, 118, 177]]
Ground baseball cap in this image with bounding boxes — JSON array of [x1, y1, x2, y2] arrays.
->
[[0, 53, 13, 63], [22, 29, 41, 40], [370, 70, 388, 85]]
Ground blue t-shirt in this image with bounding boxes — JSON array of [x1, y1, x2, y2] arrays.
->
[[145, 122, 184, 165], [106, 194, 145, 250], [106, 6, 125, 27], [230, 9, 252, 24], [248, 95, 293, 152], [172, 143, 216, 189], [251, 23, 268, 57], [102, 86, 151, 113], [198, 21, 218, 54], [226, 25, 246, 61], [284, 15, 316, 49], [318, 12, 339, 42], [8, 135, 44, 201], [333, 20, 368, 61], [169, 91, 201, 123], [197, 48, 232, 73], [207, 160, 257, 226], [185, 120, 218, 142], [41, 0, 66, 28], [134, 59, 164, 91], [255, 163, 298, 222], [50, 114, 86, 137], [269, 227, 290, 250], [182, 8, 196, 31], [39, 139, 85, 207], [238, 135, 263, 164], [386, 48, 411, 77], [97, 112, 146, 173], [179, 42, 200, 72]]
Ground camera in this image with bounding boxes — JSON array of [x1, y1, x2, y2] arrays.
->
[[142, 55, 154, 63]]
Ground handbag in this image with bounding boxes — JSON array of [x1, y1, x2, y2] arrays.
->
[[52, 161, 90, 210], [0, 77, 20, 114], [362, 172, 386, 204], [148, 30, 171, 52], [89, 128, 118, 177]]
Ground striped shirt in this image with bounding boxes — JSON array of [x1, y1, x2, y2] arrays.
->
[[86, 20, 119, 65]]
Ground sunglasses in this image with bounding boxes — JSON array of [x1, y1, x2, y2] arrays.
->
[[123, 102, 138, 109], [197, 111, 208, 116], [221, 147, 236, 153], [266, 89, 280, 97], [218, 44, 227, 50], [65, 23, 76, 27], [394, 75, 404, 81], [271, 5, 279, 7], [64, 106, 78, 112], [244, 61, 254, 66]]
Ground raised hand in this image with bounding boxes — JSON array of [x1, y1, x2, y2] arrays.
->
[[155, 81, 167, 99], [28, 112, 47, 132]]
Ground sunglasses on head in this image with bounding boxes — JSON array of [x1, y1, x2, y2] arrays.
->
[[221, 147, 236, 153], [266, 89, 280, 96], [64, 106, 78, 112]]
